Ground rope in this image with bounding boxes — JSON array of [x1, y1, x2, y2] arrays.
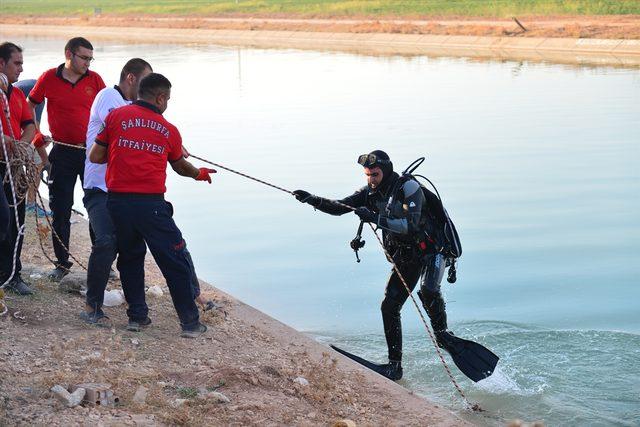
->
[[48, 137, 479, 409], [0, 75, 26, 291], [186, 153, 479, 410]]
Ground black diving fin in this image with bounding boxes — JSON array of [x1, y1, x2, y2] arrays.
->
[[436, 332, 499, 382], [330, 345, 403, 381]]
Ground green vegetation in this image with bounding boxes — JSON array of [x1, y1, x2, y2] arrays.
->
[[0, 0, 638, 17], [176, 386, 199, 399]]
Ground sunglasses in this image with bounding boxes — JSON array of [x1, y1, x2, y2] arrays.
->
[[357, 153, 390, 168]]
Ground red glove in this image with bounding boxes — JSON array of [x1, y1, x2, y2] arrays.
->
[[32, 132, 46, 148], [195, 167, 216, 183]]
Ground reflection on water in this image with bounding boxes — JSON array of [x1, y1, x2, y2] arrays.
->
[[9, 35, 640, 425]]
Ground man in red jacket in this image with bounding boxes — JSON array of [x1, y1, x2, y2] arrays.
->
[[28, 37, 105, 281]]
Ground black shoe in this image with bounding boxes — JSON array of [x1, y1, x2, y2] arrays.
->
[[80, 310, 110, 327], [6, 276, 35, 295], [180, 323, 207, 339], [126, 317, 152, 332], [48, 266, 69, 282]]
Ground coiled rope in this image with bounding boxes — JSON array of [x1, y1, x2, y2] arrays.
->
[[0, 73, 26, 294]]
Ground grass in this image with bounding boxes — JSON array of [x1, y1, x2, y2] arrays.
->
[[0, 0, 639, 17]]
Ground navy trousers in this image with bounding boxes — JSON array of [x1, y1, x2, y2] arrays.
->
[[48, 144, 86, 269], [0, 163, 26, 281], [83, 188, 117, 314], [107, 193, 200, 330]]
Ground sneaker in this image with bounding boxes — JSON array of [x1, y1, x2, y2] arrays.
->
[[48, 266, 69, 282], [126, 317, 152, 332], [80, 310, 110, 327], [180, 323, 207, 339], [6, 275, 35, 295], [26, 202, 52, 217]]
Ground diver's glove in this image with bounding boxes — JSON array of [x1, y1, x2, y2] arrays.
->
[[354, 207, 378, 224], [293, 190, 319, 206]]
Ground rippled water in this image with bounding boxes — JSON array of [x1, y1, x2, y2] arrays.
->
[[9, 34, 640, 425]]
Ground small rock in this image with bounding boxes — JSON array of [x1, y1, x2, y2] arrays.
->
[[103, 289, 125, 307], [170, 398, 187, 408], [146, 285, 163, 297], [293, 377, 309, 386], [51, 385, 86, 408], [206, 391, 230, 403], [58, 273, 87, 294], [333, 420, 356, 427], [133, 385, 147, 405]]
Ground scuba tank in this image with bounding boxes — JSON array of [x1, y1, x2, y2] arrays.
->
[[402, 157, 462, 283]]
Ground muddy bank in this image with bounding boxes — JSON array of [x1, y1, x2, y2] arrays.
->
[[2, 22, 639, 67], [0, 212, 471, 425]]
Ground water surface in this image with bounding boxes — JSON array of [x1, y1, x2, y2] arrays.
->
[[11, 36, 640, 425]]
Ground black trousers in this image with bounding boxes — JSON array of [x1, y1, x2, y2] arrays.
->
[[83, 189, 117, 313], [0, 163, 26, 281], [107, 193, 201, 331], [0, 173, 8, 242], [48, 144, 85, 269], [381, 252, 447, 362]]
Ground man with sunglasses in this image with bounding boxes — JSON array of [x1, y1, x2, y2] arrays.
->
[[28, 37, 105, 281], [293, 150, 495, 382]]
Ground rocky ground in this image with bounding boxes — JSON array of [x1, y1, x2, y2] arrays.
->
[[0, 212, 467, 426], [2, 14, 640, 39]]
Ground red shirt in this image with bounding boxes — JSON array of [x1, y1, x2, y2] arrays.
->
[[96, 101, 183, 194], [29, 64, 105, 145], [1, 85, 34, 139]]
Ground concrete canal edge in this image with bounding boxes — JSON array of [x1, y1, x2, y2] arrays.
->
[[2, 23, 640, 67]]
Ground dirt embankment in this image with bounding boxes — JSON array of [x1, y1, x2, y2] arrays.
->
[[3, 14, 640, 39], [0, 213, 469, 425]]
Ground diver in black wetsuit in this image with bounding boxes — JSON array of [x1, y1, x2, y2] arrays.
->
[[293, 150, 457, 381]]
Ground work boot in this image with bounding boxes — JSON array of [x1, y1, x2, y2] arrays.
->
[[6, 275, 35, 295], [378, 360, 403, 381], [48, 266, 69, 282]]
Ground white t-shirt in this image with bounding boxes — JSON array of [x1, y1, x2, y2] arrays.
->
[[84, 86, 130, 192]]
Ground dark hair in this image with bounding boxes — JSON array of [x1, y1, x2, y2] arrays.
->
[[138, 73, 171, 98], [64, 37, 93, 53], [0, 42, 22, 63], [119, 58, 152, 83]]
